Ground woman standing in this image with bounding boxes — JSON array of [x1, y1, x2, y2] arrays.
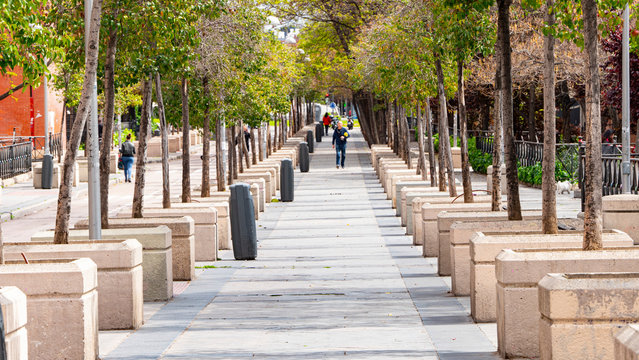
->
[[120, 133, 136, 182]]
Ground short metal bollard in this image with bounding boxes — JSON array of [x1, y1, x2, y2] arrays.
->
[[41, 154, 54, 189], [315, 123, 322, 143], [299, 142, 310, 173], [229, 183, 257, 260], [280, 159, 294, 202], [306, 130, 314, 153]]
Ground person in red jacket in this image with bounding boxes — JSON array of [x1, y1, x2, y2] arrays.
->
[[322, 112, 331, 136]]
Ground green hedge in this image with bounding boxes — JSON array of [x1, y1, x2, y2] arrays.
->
[[467, 137, 574, 184], [468, 137, 492, 174]]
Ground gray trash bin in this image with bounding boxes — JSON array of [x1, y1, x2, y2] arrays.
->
[[280, 159, 294, 202], [299, 142, 310, 173], [229, 183, 257, 260], [315, 123, 322, 142], [306, 130, 314, 153], [41, 154, 54, 189]]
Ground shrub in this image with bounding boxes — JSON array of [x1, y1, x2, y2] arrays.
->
[[112, 128, 137, 147], [468, 137, 492, 174]]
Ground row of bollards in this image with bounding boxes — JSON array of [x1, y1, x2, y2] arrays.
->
[[231, 128, 319, 261]]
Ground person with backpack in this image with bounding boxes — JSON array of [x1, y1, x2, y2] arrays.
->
[[332, 121, 350, 169], [119, 133, 136, 182], [322, 112, 331, 136]]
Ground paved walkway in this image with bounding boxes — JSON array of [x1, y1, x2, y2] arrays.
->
[[103, 129, 501, 359]]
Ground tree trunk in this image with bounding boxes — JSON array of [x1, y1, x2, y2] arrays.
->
[[404, 107, 412, 168], [181, 77, 191, 203], [435, 53, 457, 197], [497, 0, 522, 220], [560, 81, 571, 143], [201, 81, 211, 197], [227, 126, 235, 184], [251, 127, 257, 164], [458, 60, 473, 203], [426, 100, 437, 187], [53, 0, 103, 244], [132, 77, 153, 218], [417, 103, 428, 181], [581, 0, 603, 250], [527, 82, 537, 142], [237, 124, 244, 173], [272, 117, 278, 153], [492, 30, 504, 212], [257, 125, 263, 161], [541, 0, 558, 234], [215, 116, 225, 192], [154, 73, 170, 209], [100, 27, 117, 229]]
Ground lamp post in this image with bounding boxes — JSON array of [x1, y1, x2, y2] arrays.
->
[[85, 0, 101, 239], [622, 3, 630, 193]]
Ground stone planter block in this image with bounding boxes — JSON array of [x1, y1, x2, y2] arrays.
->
[[383, 169, 417, 195], [539, 272, 639, 360], [250, 183, 259, 220], [32, 162, 61, 189], [0, 286, 28, 360], [130, 207, 218, 262], [496, 246, 639, 359], [75, 217, 195, 281], [243, 168, 276, 195], [486, 164, 507, 194], [183, 199, 231, 250], [409, 192, 463, 244], [379, 162, 411, 184], [404, 189, 462, 234], [603, 194, 639, 244], [109, 152, 118, 174], [252, 163, 280, 190], [30, 227, 173, 302], [437, 210, 542, 277], [390, 175, 424, 207], [421, 202, 493, 256], [237, 173, 272, 201], [168, 136, 180, 153], [5, 240, 143, 330], [450, 147, 461, 168], [238, 178, 266, 212], [0, 259, 98, 360], [450, 218, 583, 296], [147, 138, 162, 158], [77, 159, 88, 182], [395, 182, 431, 218], [616, 324, 639, 360], [473, 230, 632, 324]]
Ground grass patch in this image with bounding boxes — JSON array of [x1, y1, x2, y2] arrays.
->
[[195, 265, 232, 269]]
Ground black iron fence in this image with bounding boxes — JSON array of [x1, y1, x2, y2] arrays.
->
[[475, 132, 580, 180], [0, 133, 63, 161], [0, 142, 32, 179]]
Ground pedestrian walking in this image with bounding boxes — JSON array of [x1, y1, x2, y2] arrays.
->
[[243, 124, 251, 152], [119, 133, 136, 183], [332, 121, 350, 169], [322, 112, 331, 136]]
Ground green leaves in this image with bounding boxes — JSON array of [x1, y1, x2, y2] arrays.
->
[[1, 0, 67, 92]]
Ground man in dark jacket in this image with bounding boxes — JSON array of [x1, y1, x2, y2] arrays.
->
[[332, 121, 350, 169]]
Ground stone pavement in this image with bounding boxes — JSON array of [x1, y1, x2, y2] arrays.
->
[[102, 129, 508, 359]]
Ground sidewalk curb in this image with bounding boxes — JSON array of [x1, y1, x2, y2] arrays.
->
[[0, 143, 203, 223], [0, 175, 124, 223]]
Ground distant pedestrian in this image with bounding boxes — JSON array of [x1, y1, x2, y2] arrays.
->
[[243, 125, 251, 152], [119, 134, 136, 183], [332, 121, 350, 169], [602, 119, 615, 154], [322, 112, 331, 136]]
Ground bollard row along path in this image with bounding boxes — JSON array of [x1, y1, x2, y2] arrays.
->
[[104, 128, 498, 359]]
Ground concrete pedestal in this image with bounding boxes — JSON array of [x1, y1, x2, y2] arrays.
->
[[496, 246, 639, 359], [0, 259, 99, 360], [539, 272, 639, 360]]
